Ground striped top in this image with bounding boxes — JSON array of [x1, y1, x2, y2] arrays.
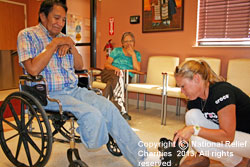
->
[[17, 23, 78, 92]]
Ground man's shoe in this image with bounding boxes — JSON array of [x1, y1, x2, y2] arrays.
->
[[122, 113, 131, 120], [158, 138, 189, 167]]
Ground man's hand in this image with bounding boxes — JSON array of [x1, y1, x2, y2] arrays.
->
[[58, 44, 71, 57], [53, 36, 75, 57]]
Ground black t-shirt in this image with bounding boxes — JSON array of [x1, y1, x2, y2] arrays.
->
[[187, 82, 250, 134]]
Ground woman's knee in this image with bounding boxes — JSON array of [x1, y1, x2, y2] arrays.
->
[[185, 109, 203, 126]]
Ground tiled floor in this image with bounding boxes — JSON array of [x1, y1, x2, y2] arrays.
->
[[0, 89, 223, 167]]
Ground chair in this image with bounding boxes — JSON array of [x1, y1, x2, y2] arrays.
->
[[185, 57, 221, 75], [125, 56, 185, 125], [89, 68, 107, 90], [227, 59, 250, 96], [0, 73, 122, 167], [90, 68, 140, 91]]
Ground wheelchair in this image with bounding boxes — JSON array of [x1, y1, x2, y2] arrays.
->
[[0, 71, 122, 167]]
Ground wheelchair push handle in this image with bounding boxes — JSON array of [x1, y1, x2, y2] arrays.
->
[[19, 74, 44, 82]]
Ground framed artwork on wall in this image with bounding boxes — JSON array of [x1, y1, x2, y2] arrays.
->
[[142, 0, 184, 33]]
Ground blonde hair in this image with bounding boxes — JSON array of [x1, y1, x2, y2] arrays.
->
[[174, 60, 224, 84]]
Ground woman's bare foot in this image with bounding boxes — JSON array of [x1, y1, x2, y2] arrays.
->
[[180, 154, 210, 167], [235, 158, 250, 167]]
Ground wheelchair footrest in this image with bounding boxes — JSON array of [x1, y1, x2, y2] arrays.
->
[[67, 148, 81, 163], [67, 148, 88, 167]]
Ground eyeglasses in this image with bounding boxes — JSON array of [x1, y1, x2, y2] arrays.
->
[[123, 40, 134, 43]]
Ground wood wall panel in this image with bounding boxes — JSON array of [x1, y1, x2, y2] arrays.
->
[[0, 1, 25, 50]]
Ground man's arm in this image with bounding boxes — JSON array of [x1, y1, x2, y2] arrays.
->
[[23, 36, 83, 75], [70, 45, 83, 70]]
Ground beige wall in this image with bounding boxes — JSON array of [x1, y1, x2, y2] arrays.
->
[[97, 0, 250, 79], [67, 0, 91, 69], [96, 0, 250, 104]]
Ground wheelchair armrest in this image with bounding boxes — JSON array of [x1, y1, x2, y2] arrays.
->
[[126, 69, 146, 75], [19, 74, 44, 82], [19, 74, 64, 115], [166, 72, 174, 76], [124, 70, 146, 84], [89, 67, 103, 71], [89, 67, 103, 76], [75, 69, 89, 74]]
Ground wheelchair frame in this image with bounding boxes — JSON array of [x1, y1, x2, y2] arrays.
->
[[0, 73, 122, 167]]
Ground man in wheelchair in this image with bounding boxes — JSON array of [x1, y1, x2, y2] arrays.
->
[[15, 0, 173, 166]]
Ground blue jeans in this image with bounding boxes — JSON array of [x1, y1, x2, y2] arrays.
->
[[44, 86, 147, 166]]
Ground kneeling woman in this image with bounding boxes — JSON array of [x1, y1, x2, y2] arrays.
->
[[173, 60, 250, 167]]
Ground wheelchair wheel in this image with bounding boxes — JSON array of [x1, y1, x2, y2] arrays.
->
[[0, 91, 53, 167], [106, 134, 122, 156], [69, 160, 88, 167]]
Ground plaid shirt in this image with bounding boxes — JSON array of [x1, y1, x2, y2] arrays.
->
[[17, 23, 78, 92]]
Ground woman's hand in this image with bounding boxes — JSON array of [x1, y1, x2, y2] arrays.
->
[[173, 125, 194, 146], [125, 45, 136, 57], [124, 45, 141, 71], [104, 57, 122, 76], [114, 67, 121, 76]]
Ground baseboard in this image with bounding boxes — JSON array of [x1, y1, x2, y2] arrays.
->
[[128, 99, 186, 114]]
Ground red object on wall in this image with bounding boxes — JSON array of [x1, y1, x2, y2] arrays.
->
[[103, 39, 113, 59], [0, 99, 21, 118], [109, 17, 114, 35]]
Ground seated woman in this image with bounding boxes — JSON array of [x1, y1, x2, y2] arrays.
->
[[101, 32, 141, 120], [173, 60, 250, 167]]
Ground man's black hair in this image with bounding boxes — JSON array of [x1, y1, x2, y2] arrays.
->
[[38, 0, 68, 23]]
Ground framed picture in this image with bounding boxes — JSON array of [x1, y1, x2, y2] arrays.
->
[[142, 0, 184, 33]]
